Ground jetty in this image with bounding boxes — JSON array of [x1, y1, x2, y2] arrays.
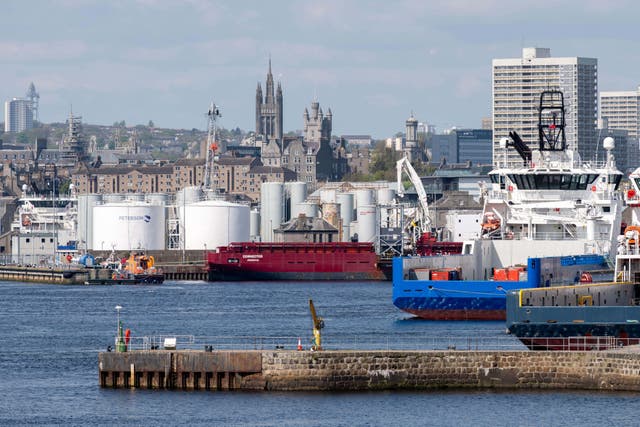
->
[[99, 347, 640, 392], [0, 265, 109, 284]]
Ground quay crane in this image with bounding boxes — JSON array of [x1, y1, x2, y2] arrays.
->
[[309, 299, 324, 351], [396, 155, 432, 250]]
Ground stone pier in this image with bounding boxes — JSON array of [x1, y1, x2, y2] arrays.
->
[[99, 349, 640, 391]]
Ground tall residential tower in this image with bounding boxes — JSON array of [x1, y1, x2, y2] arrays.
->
[[4, 98, 33, 132], [492, 47, 598, 166], [600, 87, 640, 144]]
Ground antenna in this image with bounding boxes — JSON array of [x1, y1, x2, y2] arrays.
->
[[203, 102, 221, 189]]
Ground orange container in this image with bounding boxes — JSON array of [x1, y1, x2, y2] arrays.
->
[[507, 267, 524, 281], [493, 268, 508, 281], [431, 270, 450, 281]]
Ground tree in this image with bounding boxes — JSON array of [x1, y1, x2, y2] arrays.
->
[[16, 132, 29, 145], [148, 120, 154, 128]]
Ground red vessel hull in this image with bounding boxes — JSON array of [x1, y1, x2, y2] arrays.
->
[[403, 308, 505, 321], [207, 242, 390, 281]]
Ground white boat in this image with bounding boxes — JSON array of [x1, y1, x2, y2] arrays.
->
[[10, 184, 78, 265]]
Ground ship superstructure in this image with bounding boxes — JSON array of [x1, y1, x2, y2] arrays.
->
[[11, 184, 78, 264]]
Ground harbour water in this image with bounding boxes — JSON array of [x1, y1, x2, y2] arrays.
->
[[0, 280, 638, 426]]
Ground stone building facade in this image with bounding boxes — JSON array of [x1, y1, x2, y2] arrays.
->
[[72, 156, 296, 202]]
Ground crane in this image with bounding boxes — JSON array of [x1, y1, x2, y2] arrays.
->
[[203, 102, 221, 189], [396, 155, 431, 245], [309, 299, 324, 351]]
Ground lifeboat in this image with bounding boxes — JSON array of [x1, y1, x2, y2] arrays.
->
[[481, 213, 501, 234]]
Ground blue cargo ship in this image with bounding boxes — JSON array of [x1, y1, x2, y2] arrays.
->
[[392, 253, 611, 320]]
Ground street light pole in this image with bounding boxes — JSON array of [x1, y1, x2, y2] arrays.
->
[[115, 305, 122, 334], [115, 305, 124, 352]]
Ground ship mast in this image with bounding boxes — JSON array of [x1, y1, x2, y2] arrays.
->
[[203, 102, 221, 190]]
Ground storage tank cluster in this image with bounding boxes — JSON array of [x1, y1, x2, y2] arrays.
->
[[79, 189, 250, 251], [77, 182, 397, 251], [259, 181, 312, 242], [258, 183, 397, 243]]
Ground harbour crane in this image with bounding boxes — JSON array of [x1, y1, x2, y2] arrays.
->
[[309, 299, 324, 351], [396, 155, 432, 247], [203, 102, 221, 190]]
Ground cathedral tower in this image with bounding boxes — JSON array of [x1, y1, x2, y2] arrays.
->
[[255, 59, 283, 143]]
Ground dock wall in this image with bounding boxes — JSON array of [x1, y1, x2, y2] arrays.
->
[[99, 349, 640, 391], [0, 266, 93, 284]]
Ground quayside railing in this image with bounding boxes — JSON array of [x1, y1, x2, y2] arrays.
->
[[106, 334, 636, 352], [112, 334, 528, 352]]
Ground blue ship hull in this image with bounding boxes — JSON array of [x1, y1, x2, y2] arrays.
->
[[392, 254, 609, 320]]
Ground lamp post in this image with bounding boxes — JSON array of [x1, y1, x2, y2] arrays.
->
[[115, 305, 125, 352]]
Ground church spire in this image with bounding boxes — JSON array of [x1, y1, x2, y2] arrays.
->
[[266, 58, 274, 103]]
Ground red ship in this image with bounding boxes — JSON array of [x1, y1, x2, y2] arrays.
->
[[207, 241, 390, 281]]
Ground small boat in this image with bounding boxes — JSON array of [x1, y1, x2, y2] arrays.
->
[[85, 251, 164, 285]]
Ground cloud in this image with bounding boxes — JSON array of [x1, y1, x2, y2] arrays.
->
[[454, 73, 485, 98], [0, 40, 88, 62]]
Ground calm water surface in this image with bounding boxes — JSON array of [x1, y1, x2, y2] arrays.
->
[[0, 280, 637, 426]]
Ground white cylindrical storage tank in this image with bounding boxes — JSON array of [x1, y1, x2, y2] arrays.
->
[[177, 186, 203, 205], [146, 193, 169, 206], [355, 189, 374, 221], [336, 193, 354, 242], [92, 203, 165, 251], [296, 202, 319, 219], [126, 193, 145, 202], [357, 205, 377, 243], [77, 194, 102, 251], [320, 188, 336, 204], [355, 189, 374, 208], [260, 182, 284, 242], [183, 200, 249, 250], [103, 193, 124, 203], [377, 188, 396, 228], [286, 182, 307, 220], [250, 208, 260, 241], [377, 187, 396, 205], [336, 193, 354, 224]]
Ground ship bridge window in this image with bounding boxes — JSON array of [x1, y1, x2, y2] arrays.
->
[[609, 174, 622, 189]]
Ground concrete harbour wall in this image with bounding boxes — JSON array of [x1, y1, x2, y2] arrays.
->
[[99, 349, 640, 391]]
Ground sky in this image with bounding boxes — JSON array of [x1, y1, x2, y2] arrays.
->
[[2, 0, 639, 139]]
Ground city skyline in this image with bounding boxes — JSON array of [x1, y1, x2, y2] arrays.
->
[[1, 0, 639, 138]]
